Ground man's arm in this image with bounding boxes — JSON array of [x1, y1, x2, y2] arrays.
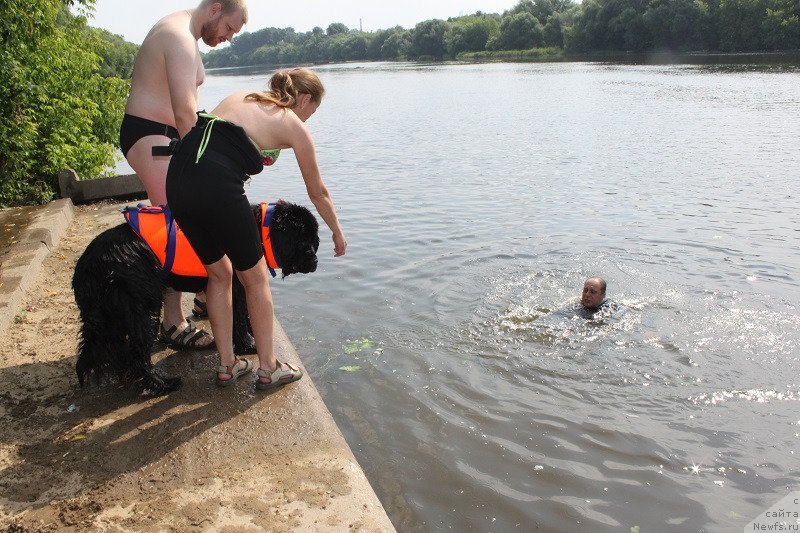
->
[[164, 34, 200, 137]]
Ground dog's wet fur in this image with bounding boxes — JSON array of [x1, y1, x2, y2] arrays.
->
[[72, 201, 319, 395]]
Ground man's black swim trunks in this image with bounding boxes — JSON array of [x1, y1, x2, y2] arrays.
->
[[119, 113, 179, 157]]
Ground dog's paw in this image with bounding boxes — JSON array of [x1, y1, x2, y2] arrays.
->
[[233, 334, 257, 356], [138, 371, 183, 396]]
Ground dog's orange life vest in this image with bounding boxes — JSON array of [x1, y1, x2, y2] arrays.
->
[[123, 203, 280, 278]]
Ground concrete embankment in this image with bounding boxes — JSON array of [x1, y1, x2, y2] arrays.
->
[[0, 198, 74, 338], [0, 199, 395, 532]]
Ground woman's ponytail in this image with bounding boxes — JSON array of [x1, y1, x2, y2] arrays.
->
[[245, 68, 324, 108]]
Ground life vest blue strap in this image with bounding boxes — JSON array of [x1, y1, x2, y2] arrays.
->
[[122, 204, 173, 282], [121, 203, 154, 239], [122, 207, 141, 237], [263, 202, 277, 278]]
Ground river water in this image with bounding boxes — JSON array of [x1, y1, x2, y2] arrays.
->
[[137, 62, 800, 531]]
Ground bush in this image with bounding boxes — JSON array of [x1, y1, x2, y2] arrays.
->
[[0, 0, 128, 207]]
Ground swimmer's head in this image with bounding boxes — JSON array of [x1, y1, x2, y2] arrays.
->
[[581, 277, 606, 309]]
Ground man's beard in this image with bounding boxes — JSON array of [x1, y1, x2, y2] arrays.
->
[[200, 18, 221, 46]]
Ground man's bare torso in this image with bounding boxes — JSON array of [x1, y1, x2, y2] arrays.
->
[[125, 10, 205, 126]]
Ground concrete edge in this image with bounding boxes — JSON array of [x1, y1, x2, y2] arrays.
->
[[59, 169, 147, 205], [0, 198, 74, 338]]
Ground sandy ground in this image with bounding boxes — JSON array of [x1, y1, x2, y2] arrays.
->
[[0, 201, 394, 532]]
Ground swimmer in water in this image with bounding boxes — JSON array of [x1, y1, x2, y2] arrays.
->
[[581, 277, 607, 311], [579, 276, 620, 320]]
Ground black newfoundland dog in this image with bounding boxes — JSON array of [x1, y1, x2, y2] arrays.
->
[[72, 201, 319, 395]]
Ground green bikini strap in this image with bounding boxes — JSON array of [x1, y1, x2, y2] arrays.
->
[[195, 112, 220, 163]]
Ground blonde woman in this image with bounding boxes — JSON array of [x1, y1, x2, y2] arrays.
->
[[166, 68, 347, 389]]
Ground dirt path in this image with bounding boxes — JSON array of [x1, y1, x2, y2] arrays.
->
[[0, 202, 394, 532]]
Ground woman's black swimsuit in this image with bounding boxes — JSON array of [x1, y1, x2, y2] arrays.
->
[[165, 114, 265, 271], [119, 113, 179, 158]]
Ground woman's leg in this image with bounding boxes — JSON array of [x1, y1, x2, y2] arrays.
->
[[235, 259, 281, 375], [204, 256, 245, 380]]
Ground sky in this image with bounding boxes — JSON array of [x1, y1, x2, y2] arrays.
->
[[84, 1, 518, 46]]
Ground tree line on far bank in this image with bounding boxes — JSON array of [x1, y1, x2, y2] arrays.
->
[[205, 0, 800, 67]]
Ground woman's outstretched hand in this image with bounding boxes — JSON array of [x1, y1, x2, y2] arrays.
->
[[333, 231, 347, 257]]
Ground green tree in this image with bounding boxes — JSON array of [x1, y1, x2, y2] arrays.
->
[[566, 0, 649, 51], [444, 15, 501, 57], [509, 0, 575, 23], [696, 0, 721, 50], [344, 32, 369, 59], [251, 44, 281, 65], [380, 30, 412, 59], [298, 32, 328, 63], [409, 19, 448, 59], [367, 27, 401, 59], [564, 0, 598, 51], [619, 4, 651, 50], [327, 22, 349, 36], [643, 0, 703, 50], [542, 13, 565, 47], [326, 32, 369, 61], [203, 46, 239, 68], [89, 27, 138, 78], [494, 12, 545, 50], [0, 0, 128, 206], [761, 0, 800, 49], [218, 26, 296, 66], [718, 0, 766, 50]]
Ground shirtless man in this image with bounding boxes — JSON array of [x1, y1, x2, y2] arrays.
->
[[120, 0, 248, 349]]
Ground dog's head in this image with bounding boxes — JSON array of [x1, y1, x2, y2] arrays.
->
[[261, 201, 320, 277]]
